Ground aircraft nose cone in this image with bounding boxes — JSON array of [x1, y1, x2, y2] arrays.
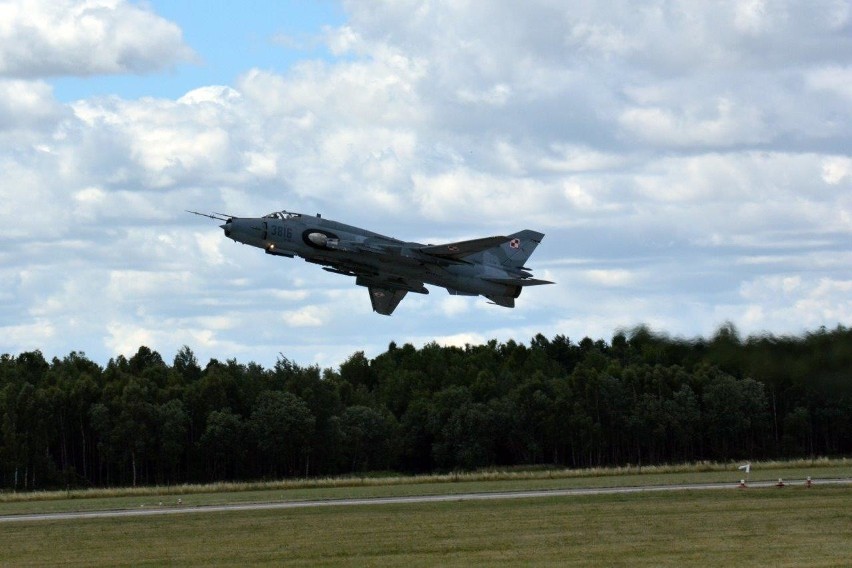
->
[[220, 223, 231, 237]]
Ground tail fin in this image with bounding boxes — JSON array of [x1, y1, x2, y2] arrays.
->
[[494, 230, 545, 269]]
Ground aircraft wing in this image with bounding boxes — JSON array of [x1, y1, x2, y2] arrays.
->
[[419, 236, 510, 260], [308, 257, 423, 315], [368, 287, 408, 315], [359, 274, 426, 315]]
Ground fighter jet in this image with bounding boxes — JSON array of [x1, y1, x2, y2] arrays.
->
[[189, 209, 553, 315]]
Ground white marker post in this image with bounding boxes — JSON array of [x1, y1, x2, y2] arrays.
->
[[738, 463, 751, 487]]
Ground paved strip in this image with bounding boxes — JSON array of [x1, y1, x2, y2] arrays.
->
[[1, 478, 849, 524]]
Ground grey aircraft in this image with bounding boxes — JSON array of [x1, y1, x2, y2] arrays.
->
[[189, 210, 553, 315]]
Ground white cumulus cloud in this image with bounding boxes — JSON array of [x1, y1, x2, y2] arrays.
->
[[0, 0, 195, 78]]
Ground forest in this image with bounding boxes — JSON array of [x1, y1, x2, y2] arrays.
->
[[1, 324, 851, 491]]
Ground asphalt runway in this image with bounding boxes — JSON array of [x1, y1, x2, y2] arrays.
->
[[1, 478, 849, 524]]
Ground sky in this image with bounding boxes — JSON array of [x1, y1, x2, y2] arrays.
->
[[1, 0, 851, 369]]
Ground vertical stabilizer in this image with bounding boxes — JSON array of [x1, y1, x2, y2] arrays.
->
[[497, 230, 545, 268]]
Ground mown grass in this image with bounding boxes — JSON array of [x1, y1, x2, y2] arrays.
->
[[0, 457, 849, 517], [1, 486, 849, 566]]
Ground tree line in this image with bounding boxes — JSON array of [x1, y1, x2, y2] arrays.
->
[[1, 324, 850, 490]]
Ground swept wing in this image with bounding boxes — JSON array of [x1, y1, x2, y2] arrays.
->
[[368, 288, 408, 315], [309, 257, 426, 315], [419, 236, 510, 261]]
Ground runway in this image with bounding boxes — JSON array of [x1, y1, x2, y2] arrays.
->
[[1, 478, 849, 524]]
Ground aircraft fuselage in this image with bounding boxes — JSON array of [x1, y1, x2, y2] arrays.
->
[[197, 209, 551, 314]]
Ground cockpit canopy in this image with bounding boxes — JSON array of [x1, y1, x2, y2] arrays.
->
[[262, 210, 301, 220]]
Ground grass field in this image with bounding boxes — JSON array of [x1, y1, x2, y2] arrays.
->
[[1, 458, 849, 516], [1, 460, 849, 566], [1, 486, 849, 566]]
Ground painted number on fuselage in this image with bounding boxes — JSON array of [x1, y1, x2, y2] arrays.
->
[[270, 225, 293, 240]]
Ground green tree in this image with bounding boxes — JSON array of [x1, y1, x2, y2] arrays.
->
[[338, 405, 399, 472], [116, 380, 157, 486], [199, 409, 246, 480], [172, 346, 202, 384], [434, 401, 501, 470], [249, 391, 315, 478], [701, 371, 770, 460], [157, 399, 189, 484]]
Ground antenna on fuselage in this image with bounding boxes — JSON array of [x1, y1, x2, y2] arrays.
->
[[186, 210, 232, 221]]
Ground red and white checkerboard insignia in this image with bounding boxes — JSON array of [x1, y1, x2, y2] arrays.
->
[[509, 238, 521, 249]]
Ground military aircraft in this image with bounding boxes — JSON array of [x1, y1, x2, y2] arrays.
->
[[189, 209, 553, 315]]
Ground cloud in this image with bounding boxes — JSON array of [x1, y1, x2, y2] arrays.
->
[[0, 0, 195, 78], [70, 89, 250, 190], [411, 169, 562, 225], [807, 66, 852, 100], [0, 320, 57, 353], [582, 269, 637, 287], [0, 79, 64, 130], [739, 275, 852, 331], [619, 97, 769, 147], [432, 332, 488, 349], [281, 306, 329, 327], [439, 296, 471, 317], [821, 155, 851, 183], [1, 1, 851, 367]]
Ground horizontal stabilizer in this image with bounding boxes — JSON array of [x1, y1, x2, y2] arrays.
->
[[419, 236, 509, 260], [486, 277, 554, 287]]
